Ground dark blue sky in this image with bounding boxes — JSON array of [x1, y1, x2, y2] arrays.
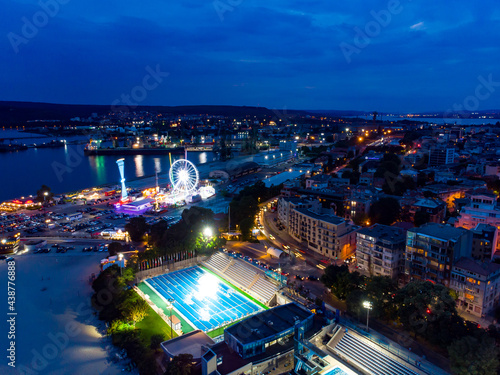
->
[[3, 0, 500, 112]]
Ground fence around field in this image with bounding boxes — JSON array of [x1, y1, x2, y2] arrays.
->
[[135, 256, 207, 281]]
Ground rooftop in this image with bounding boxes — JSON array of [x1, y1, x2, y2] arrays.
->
[[413, 198, 445, 209], [473, 223, 498, 234], [453, 257, 500, 277], [409, 223, 469, 241], [357, 224, 405, 243], [295, 207, 345, 225], [161, 330, 214, 359], [225, 302, 313, 345]]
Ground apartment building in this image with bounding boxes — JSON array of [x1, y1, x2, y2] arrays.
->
[[450, 258, 500, 318], [356, 224, 406, 280], [288, 204, 359, 260], [456, 191, 500, 242], [405, 223, 472, 287], [471, 224, 498, 261]]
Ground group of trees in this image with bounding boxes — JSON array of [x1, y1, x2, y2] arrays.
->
[[229, 181, 282, 240], [147, 206, 223, 258], [124, 206, 225, 265], [35, 184, 54, 203], [321, 266, 500, 373], [368, 197, 401, 226], [92, 265, 160, 374]]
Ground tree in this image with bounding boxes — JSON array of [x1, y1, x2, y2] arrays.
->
[[120, 296, 149, 325], [413, 210, 430, 227], [448, 335, 499, 375], [108, 241, 123, 257], [150, 333, 166, 351], [395, 281, 457, 344], [352, 212, 370, 226], [164, 353, 194, 375], [125, 216, 149, 242], [321, 265, 362, 300], [369, 197, 401, 225], [374, 153, 401, 178], [239, 217, 254, 240], [36, 184, 54, 203], [364, 276, 397, 320]]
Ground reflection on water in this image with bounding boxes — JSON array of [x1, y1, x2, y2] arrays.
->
[[134, 155, 145, 177], [0, 147, 216, 202], [154, 158, 162, 173]]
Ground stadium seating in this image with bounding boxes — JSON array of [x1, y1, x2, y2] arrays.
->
[[225, 262, 257, 288], [251, 275, 279, 302], [334, 333, 419, 375], [204, 252, 233, 272], [203, 252, 279, 304]]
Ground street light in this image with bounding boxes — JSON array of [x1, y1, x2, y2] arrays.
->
[[203, 227, 213, 238], [118, 253, 123, 276], [363, 301, 372, 331], [167, 298, 175, 339]]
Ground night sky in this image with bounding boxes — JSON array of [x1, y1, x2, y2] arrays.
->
[[3, 0, 500, 112]]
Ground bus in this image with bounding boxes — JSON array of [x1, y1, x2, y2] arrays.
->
[[66, 212, 82, 221]]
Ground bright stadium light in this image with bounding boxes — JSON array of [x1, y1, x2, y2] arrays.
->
[[203, 227, 213, 238], [363, 301, 372, 331]]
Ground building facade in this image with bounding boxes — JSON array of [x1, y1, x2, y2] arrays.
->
[[450, 258, 500, 318], [428, 147, 455, 166], [471, 224, 498, 261], [356, 224, 406, 280], [405, 223, 472, 287], [288, 204, 359, 260]]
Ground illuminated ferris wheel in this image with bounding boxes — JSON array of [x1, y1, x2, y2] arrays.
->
[[169, 159, 199, 195]]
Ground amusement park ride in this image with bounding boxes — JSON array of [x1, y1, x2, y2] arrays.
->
[[114, 158, 215, 212]]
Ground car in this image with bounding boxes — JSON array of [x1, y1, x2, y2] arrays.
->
[[51, 244, 59, 248], [5, 257, 14, 262], [307, 275, 319, 281], [295, 275, 304, 281], [0, 255, 6, 260]]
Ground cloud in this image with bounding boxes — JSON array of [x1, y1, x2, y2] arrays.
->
[[1, 0, 500, 112], [410, 21, 425, 30]]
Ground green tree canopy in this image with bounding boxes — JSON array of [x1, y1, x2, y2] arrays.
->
[[125, 216, 149, 242], [395, 281, 457, 344], [108, 241, 123, 257], [321, 265, 363, 300], [164, 353, 194, 375], [119, 294, 149, 325], [448, 335, 499, 375], [369, 197, 401, 225], [36, 184, 54, 203]]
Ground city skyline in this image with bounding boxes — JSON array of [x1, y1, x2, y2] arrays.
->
[[3, 0, 500, 112]]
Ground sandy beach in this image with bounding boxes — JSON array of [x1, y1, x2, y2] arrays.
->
[[0, 251, 128, 375]]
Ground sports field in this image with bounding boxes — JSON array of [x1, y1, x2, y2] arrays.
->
[[146, 266, 263, 332]]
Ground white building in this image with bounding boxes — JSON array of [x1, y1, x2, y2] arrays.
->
[[450, 257, 500, 318], [288, 202, 359, 260]]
